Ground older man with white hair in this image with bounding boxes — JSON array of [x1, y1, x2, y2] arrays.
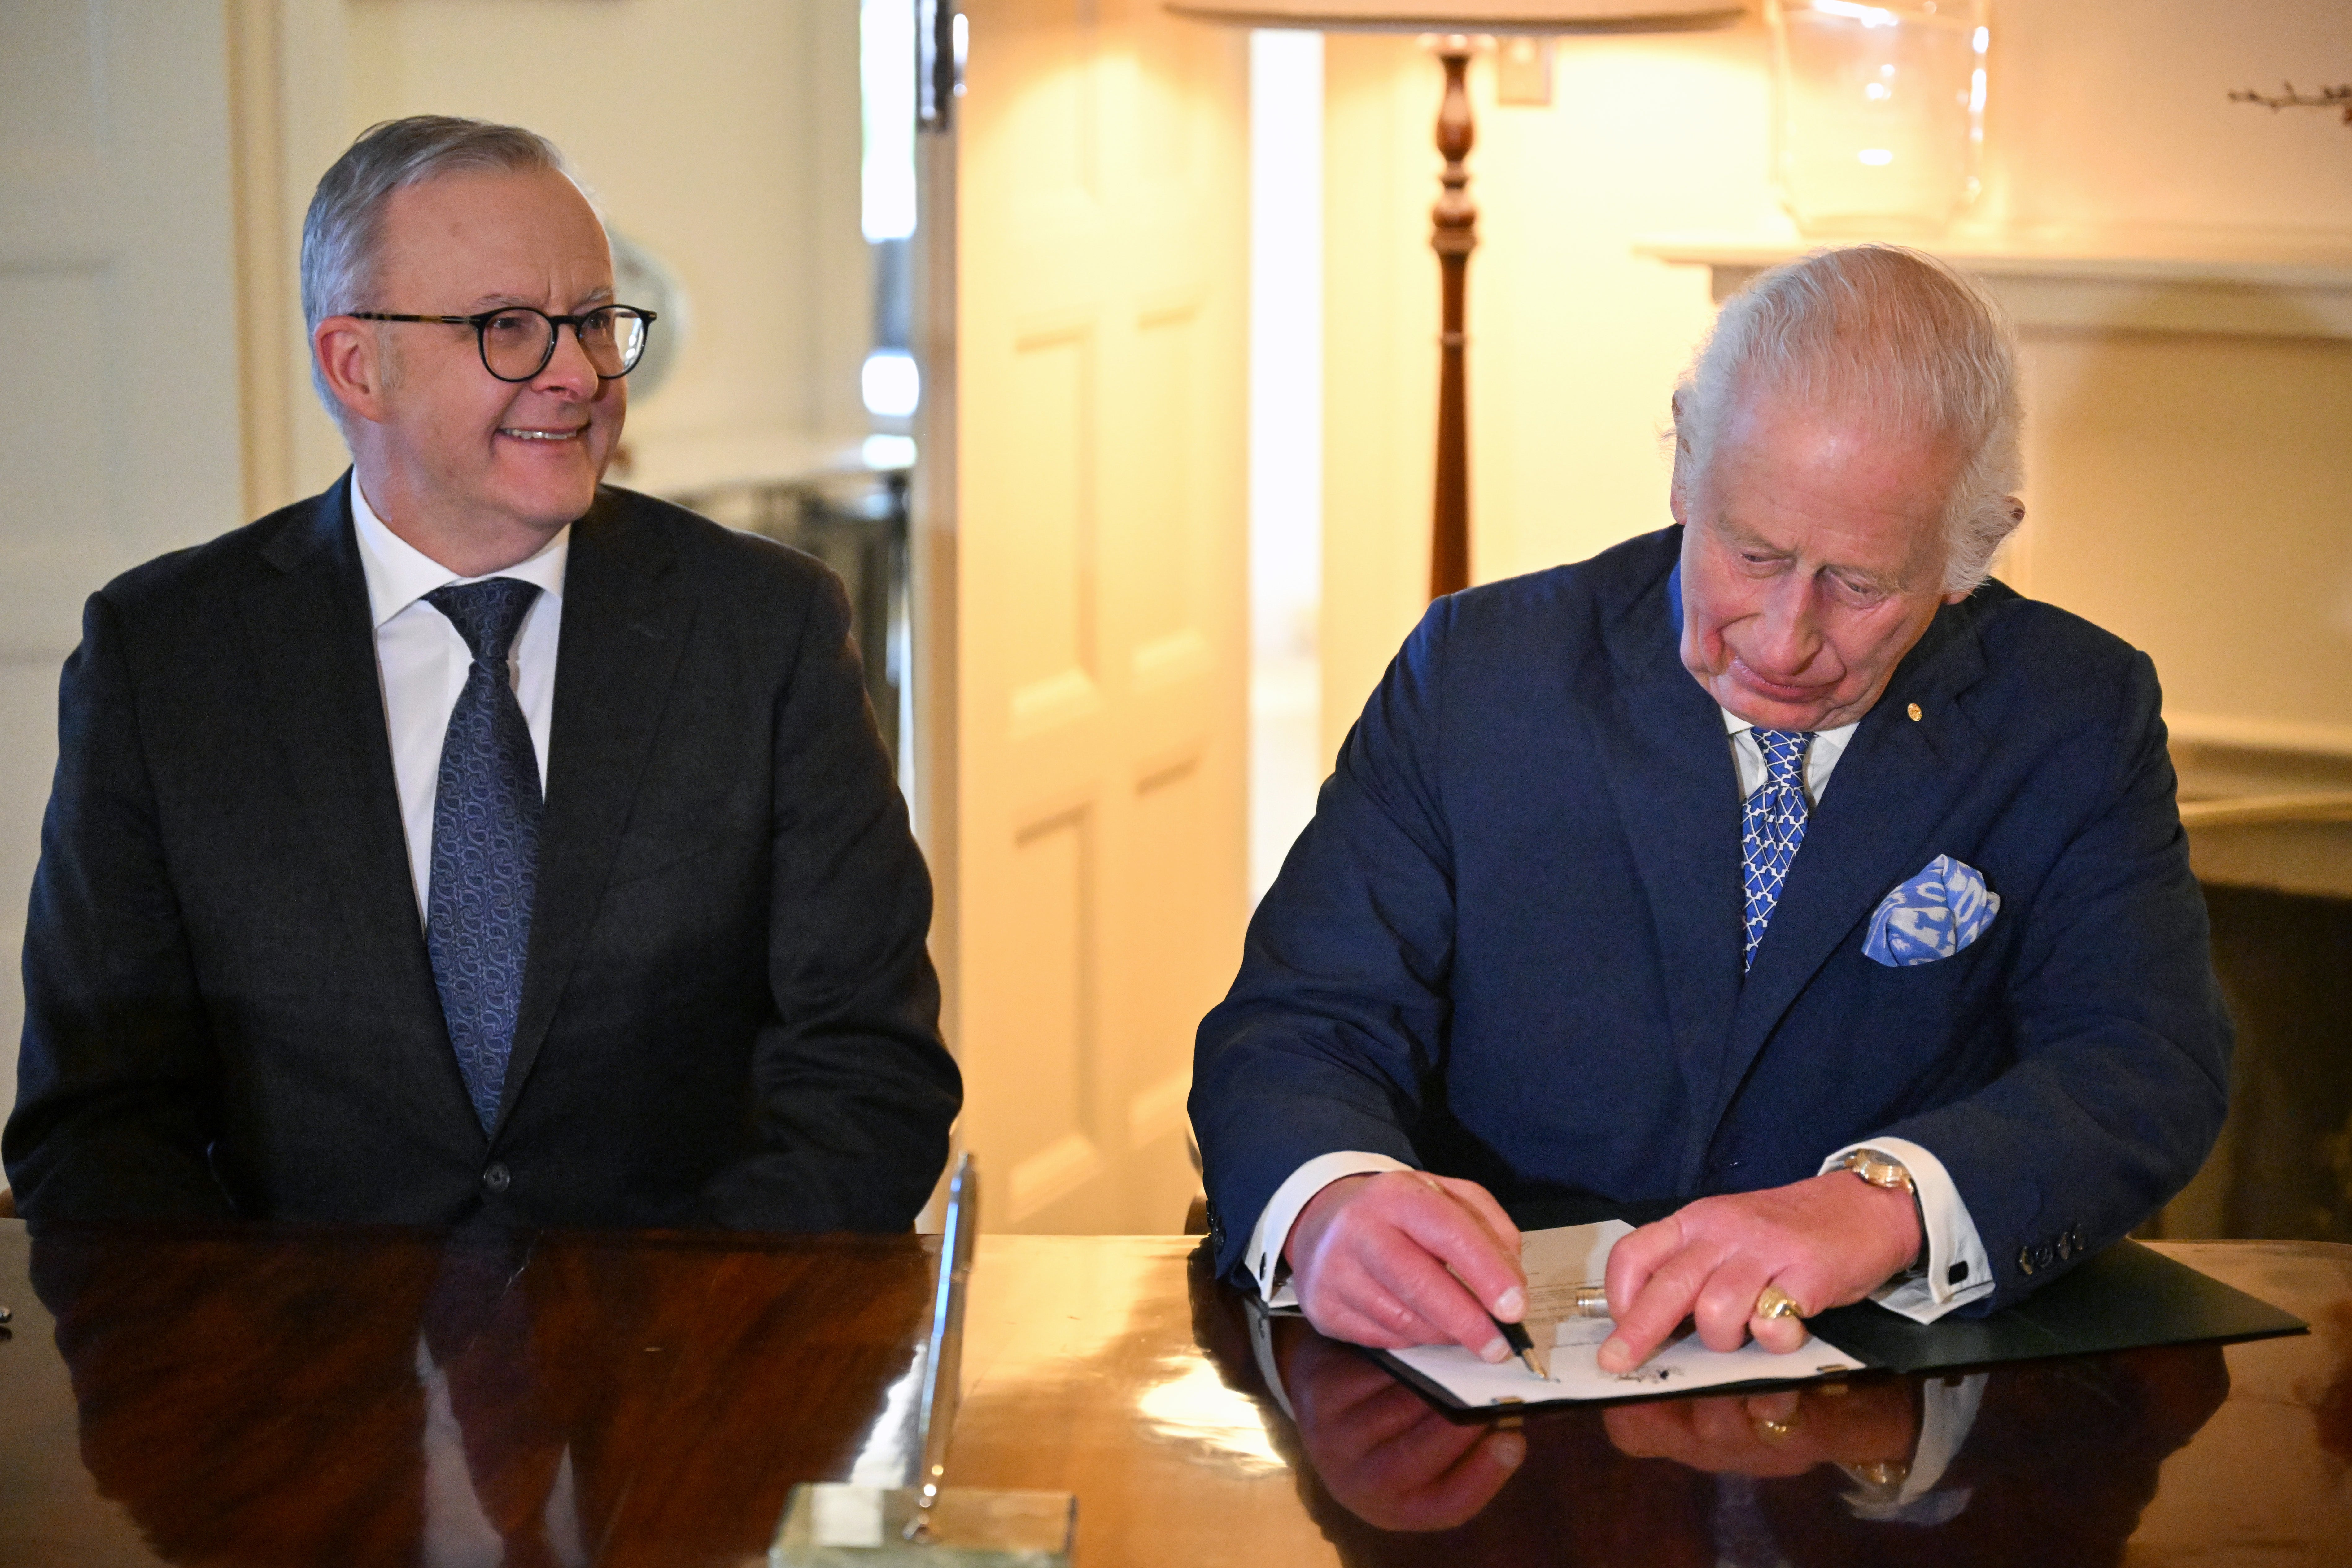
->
[[7, 116, 960, 1229], [1192, 245, 2231, 1372]]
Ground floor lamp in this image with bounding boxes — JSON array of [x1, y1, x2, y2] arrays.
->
[[1170, 1, 1744, 598]]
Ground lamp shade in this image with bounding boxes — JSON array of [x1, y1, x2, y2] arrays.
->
[[1165, 0, 1744, 33]]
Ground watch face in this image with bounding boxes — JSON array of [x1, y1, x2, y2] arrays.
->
[[1849, 1150, 1913, 1191]]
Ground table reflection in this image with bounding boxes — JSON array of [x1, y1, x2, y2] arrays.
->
[[26, 1225, 928, 1567], [32, 1228, 643, 1566], [1204, 1284, 2231, 1567]]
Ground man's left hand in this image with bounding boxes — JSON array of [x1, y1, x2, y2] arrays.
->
[[1597, 1171, 1919, 1373]]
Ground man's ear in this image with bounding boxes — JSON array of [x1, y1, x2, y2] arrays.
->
[[1943, 497, 2027, 603], [313, 316, 389, 425]]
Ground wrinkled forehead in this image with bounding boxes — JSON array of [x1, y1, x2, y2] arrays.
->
[[376, 166, 612, 286], [1707, 392, 1964, 564]]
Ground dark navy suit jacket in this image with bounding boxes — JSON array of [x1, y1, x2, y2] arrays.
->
[[7, 477, 960, 1230], [1193, 526, 2230, 1308]]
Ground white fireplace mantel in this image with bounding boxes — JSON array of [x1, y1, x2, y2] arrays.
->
[[1635, 232, 2352, 342]]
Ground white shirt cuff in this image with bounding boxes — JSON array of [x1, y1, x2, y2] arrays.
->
[[1246, 1151, 1414, 1305], [1840, 1371, 1988, 1523], [1819, 1137, 1995, 1324]]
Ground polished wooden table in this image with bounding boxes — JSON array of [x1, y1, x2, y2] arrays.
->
[[0, 1222, 2345, 1566]]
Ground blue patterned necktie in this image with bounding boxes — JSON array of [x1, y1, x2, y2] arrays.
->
[[425, 578, 543, 1131], [1741, 728, 1814, 972]]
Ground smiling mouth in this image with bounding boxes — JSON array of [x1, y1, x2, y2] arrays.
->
[[499, 426, 587, 442]]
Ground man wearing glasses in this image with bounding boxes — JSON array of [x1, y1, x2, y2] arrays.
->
[[6, 117, 961, 1230]]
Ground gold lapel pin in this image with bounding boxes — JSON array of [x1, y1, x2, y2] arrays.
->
[[1907, 703, 1923, 721]]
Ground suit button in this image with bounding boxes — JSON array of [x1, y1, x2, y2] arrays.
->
[[2057, 1234, 2073, 1261], [482, 1162, 512, 1194], [2017, 1246, 2036, 1276], [2037, 1244, 2056, 1269]]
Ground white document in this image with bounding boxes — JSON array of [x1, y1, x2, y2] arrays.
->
[[1385, 1220, 1867, 1407]]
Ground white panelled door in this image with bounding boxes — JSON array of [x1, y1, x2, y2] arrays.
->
[[0, 1, 247, 1113], [951, 0, 1250, 1232]]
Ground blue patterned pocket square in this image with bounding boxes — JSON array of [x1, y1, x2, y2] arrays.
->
[[1863, 855, 2000, 968]]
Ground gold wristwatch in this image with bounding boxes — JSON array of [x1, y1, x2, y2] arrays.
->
[[1841, 1147, 1927, 1277]]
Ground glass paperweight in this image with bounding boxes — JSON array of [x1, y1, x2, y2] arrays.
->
[[1766, 0, 1989, 239]]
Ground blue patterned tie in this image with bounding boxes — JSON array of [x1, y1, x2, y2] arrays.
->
[[1741, 728, 1814, 972], [425, 578, 543, 1131]]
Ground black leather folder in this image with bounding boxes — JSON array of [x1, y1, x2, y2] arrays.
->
[[1804, 1236, 2306, 1375]]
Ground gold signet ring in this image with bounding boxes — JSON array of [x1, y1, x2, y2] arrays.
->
[[1752, 1414, 1800, 1441], [1754, 1283, 1803, 1320]]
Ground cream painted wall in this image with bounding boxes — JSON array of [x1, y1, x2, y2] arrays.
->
[[255, 0, 870, 507], [1322, 25, 1777, 758], [1984, 3, 2352, 759], [1320, 2, 2352, 759], [2016, 330, 2352, 755], [0, 2, 247, 1130], [1977, 0, 2352, 241]]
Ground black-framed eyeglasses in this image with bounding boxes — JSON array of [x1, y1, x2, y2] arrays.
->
[[348, 305, 658, 383]]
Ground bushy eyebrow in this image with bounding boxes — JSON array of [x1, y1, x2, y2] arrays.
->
[[1716, 515, 1792, 559], [1827, 562, 1908, 595]]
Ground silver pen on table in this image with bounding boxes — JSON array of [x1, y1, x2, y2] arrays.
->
[[905, 1151, 979, 1542]]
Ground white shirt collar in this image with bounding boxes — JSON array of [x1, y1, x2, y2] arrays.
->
[[1719, 706, 1860, 745], [348, 473, 570, 631]]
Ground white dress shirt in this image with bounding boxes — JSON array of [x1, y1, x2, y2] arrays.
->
[[416, 1333, 590, 1568], [349, 477, 569, 917], [1242, 704, 1995, 1325]]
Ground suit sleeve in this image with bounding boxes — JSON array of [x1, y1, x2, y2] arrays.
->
[[696, 569, 961, 1232], [5, 593, 234, 1219], [1191, 597, 1463, 1280], [1876, 649, 2232, 1308]]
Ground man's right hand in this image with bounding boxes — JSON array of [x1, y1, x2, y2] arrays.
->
[[1283, 1170, 1526, 1360]]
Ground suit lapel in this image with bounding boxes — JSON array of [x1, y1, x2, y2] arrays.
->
[[1589, 557, 1749, 1188], [1704, 601, 1993, 1144], [496, 491, 694, 1133], [239, 476, 468, 1129]]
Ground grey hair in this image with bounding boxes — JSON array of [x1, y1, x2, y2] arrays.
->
[[300, 116, 578, 412], [1671, 245, 2024, 595]]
